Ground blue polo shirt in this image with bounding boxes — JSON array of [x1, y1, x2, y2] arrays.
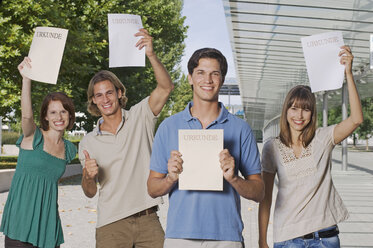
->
[[150, 102, 261, 242]]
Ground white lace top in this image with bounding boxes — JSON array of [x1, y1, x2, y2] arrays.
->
[[262, 125, 349, 242]]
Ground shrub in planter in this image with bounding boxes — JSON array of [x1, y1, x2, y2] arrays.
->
[[2, 132, 20, 145]]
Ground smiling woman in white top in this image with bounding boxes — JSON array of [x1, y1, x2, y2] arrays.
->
[[258, 46, 363, 248]]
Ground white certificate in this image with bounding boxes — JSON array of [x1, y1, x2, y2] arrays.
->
[[21, 27, 68, 85], [108, 14, 144, 68], [178, 129, 224, 191], [301, 31, 345, 92]]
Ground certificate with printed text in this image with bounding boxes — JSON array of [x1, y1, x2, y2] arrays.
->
[[301, 31, 345, 92], [178, 129, 224, 191], [21, 27, 68, 85], [108, 14, 144, 67]]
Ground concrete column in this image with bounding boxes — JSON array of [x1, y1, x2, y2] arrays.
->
[[323, 92, 332, 168], [323, 92, 328, 127], [342, 83, 348, 171]]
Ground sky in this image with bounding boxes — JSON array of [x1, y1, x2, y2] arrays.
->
[[181, 0, 241, 105], [180, 0, 236, 78]]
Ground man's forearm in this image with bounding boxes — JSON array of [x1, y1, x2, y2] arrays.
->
[[229, 175, 265, 202], [147, 175, 176, 198], [81, 169, 97, 198], [148, 54, 173, 91], [147, 54, 174, 115]]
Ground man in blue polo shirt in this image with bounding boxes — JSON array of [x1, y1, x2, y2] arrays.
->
[[147, 48, 264, 248]]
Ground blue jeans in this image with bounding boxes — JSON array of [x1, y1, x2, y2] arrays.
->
[[274, 226, 340, 248]]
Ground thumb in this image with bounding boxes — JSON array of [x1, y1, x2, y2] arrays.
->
[[83, 150, 90, 160]]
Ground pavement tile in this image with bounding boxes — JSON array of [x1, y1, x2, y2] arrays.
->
[[0, 145, 372, 247]]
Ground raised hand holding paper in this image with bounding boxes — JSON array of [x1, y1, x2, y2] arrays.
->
[[108, 14, 144, 67], [301, 31, 345, 92], [178, 129, 223, 191], [21, 27, 68, 85]]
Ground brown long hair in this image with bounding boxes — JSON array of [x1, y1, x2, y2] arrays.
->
[[40, 92, 75, 131], [279, 85, 317, 147]]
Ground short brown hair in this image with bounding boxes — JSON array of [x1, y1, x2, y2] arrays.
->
[[187, 48, 228, 82], [87, 70, 128, 116], [279, 85, 317, 147], [40, 92, 75, 131]]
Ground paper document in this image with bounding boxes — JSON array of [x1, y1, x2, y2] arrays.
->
[[178, 129, 224, 191], [108, 14, 144, 67], [21, 27, 68, 85], [301, 31, 345, 92]]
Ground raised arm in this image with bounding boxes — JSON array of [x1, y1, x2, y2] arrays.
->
[[18, 57, 36, 138], [219, 149, 265, 202], [135, 28, 174, 116], [258, 171, 276, 248], [334, 46, 363, 144]]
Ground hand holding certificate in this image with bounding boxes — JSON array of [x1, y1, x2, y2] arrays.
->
[[301, 31, 345, 92], [178, 129, 224, 191], [21, 27, 68, 85]]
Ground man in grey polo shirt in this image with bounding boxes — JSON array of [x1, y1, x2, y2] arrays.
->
[[78, 28, 173, 248]]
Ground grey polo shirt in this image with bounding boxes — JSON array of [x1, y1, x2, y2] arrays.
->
[[79, 97, 163, 228]]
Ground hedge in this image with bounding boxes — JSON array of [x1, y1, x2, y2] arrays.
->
[[1, 132, 20, 145], [0, 155, 80, 169], [0, 156, 18, 162]]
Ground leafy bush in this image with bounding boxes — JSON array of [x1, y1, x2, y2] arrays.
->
[[0, 156, 18, 163], [70, 157, 80, 164], [0, 163, 17, 169], [1, 132, 20, 145], [0, 156, 17, 169]]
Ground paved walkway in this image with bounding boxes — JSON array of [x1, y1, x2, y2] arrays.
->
[[330, 147, 373, 248], [0, 145, 372, 247]]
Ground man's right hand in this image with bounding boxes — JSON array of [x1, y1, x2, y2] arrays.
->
[[83, 150, 98, 180], [167, 150, 183, 183]]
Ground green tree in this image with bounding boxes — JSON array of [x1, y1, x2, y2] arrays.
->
[[0, 0, 187, 132], [318, 97, 373, 149], [156, 74, 192, 128], [317, 105, 342, 128], [170, 74, 193, 115], [355, 97, 373, 150]]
